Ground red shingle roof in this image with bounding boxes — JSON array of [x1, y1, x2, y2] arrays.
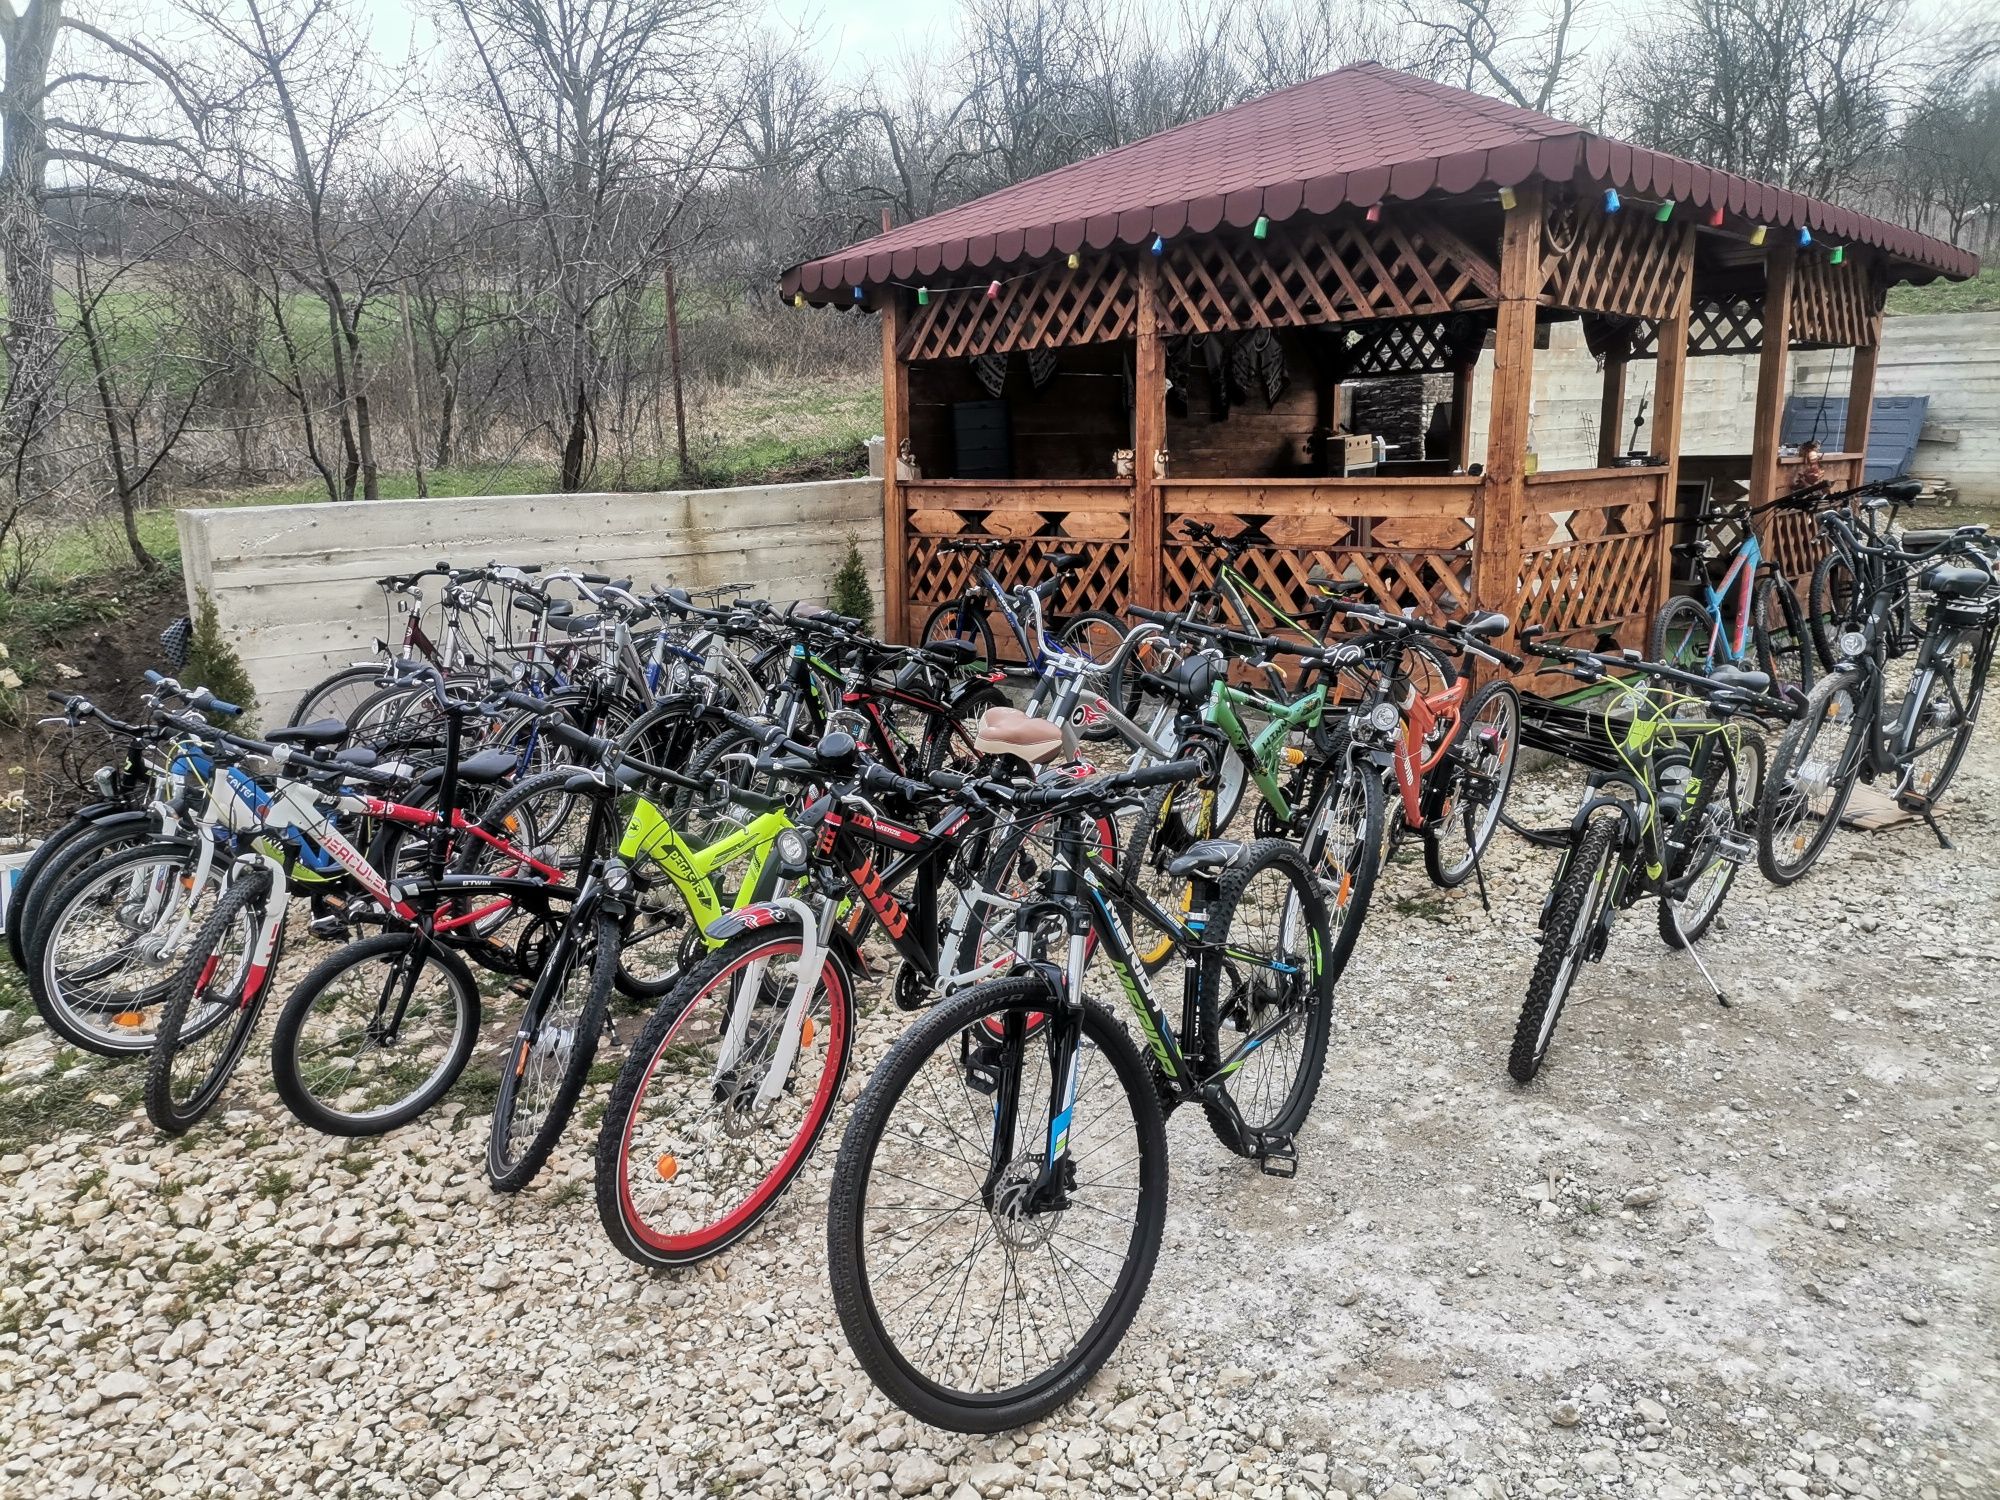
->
[[783, 63, 1977, 300]]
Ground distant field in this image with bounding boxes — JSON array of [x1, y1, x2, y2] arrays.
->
[[1887, 265, 1999, 316]]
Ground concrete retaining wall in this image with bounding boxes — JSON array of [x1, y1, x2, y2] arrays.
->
[[179, 479, 886, 718]]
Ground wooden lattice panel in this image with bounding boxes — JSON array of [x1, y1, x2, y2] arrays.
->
[[1539, 200, 1688, 319], [1790, 256, 1881, 349], [1338, 314, 1489, 377], [1585, 294, 1764, 362], [905, 498, 1131, 651], [1157, 214, 1500, 334], [1162, 522, 1475, 625], [897, 253, 1137, 361], [1514, 481, 1663, 647]]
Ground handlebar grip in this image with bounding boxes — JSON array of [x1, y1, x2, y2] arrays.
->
[[860, 762, 932, 803], [1491, 649, 1526, 671], [500, 690, 547, 715], [197, 693, 242, 718], [144, 669, 166, 686], [547, 720, 609, 759], [1118, 756, 1205, 789]]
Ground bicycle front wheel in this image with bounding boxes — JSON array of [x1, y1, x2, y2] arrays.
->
[[594, 930, 853, 1268], [1754, 572, 1816, 694], [1809, 551, 1859, 672], [1197, 840, 1333, 1146], [1895, 631, 1985, 808], [1508, 819, 1621, 1084], [1301, 752, 1385, 984], [1649, 595, 1715, 672], [486, 909, 620, 1191], [1756, 667, 1868, 885], [828, 977, 1168, 1433], [145, 870, 276, 1134], [271, 934, 481, 1135]]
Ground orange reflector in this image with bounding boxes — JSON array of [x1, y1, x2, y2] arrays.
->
[[514, 1039, 530, 1077], [1337, 872, 1352, 906], [112, 1011, 145, 1028], [800, 1018, 816, 1048], [655, 1154, 679, 1181]]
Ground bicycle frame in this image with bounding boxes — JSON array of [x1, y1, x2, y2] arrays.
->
[[1689, 532, 1763, 666], [616, 798, 792, 954]]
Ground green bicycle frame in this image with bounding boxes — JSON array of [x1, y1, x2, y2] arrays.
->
[[1202, 676, 1328, 825], [615, 797, 794, 950]]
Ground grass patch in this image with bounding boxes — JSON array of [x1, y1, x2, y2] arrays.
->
[[0, 1062, 144, 1155], [453, 1062, 503, 1113], [1886, 266, 2000, 316], [256, 1167, 296, 1205]]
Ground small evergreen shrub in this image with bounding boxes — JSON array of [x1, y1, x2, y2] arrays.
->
[[829, 538, 875, 634], [183, 590, 258, 726]]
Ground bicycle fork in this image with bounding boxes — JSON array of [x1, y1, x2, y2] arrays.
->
[[713, 896, 829, 1110]]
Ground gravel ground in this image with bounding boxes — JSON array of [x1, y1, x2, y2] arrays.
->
[[0, 728, 1995, 1500]]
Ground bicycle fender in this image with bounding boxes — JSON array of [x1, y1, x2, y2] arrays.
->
[[704, 900, 805, 943]]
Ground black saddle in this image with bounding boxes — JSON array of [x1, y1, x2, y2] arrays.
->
[[269, 718, 347, 750], [1166, 840, 1248, 881], [1709, 666, 1771, 694], [1922, 563, 1993, 599]]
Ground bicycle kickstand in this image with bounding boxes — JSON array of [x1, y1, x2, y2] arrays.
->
[[1666, 902, 1731, 1008], [1917, 802, 1955, 851], [1470, 841, 1492, 916]]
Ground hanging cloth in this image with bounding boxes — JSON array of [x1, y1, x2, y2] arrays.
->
[[972, 353, 1008, 398], [1026, 347, 1060, 391]]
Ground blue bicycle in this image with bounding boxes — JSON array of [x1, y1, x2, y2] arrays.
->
[[1651, 491, 1818, 694]]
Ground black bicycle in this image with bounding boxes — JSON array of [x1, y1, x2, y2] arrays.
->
[[1757, 482, 1999, 884]]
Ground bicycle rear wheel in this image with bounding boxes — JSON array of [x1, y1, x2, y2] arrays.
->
[[486, 909, 620, 1191], [1756, 667, 1868, 885], [594, 930, 853, 1268], [1422, 681, 1520, 888], [1809, 551, 1859, 671], [1661, 731, 1763, 948], [1895, 631, 1986, 807], [144, 871, 275, 1134], [827, 977, 1168, 1433], [920, 600, 998, 671]]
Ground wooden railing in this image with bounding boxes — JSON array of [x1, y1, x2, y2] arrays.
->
[[903, 480, 1133, 636], [1514, 467, 1669, 649]]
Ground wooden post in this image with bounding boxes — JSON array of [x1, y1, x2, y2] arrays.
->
[[1473, 183, 1542, 617], [880, 293, 911, 643], [1748, 238, 1797, 506], [1131, 256, 1166, 612], [663, 261, 689, 479], [1649, 221, 1697, 613], [1844, 316, 1883, 462], [1449, 361, 1475, 471], [1596, 354, 1627, 467]]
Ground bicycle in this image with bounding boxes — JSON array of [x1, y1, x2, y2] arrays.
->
[[1507, 631, 1799, 1082], [919, 537, 1129, 701], [1651, 490, 1818, 694], [1755, 488, 1999, 885], [1806, 482, 1996, 672], [825, 751, 1332, 1431]]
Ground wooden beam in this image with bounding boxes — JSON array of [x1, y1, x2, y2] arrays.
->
[[1131, 257, 1166, 611], [1472, 183, 1542, 617], [1450, 361, 1474, 471], [1748, 238, 1797, 507], [1596, 354, 1627, 467], [1649, 221, 1697, 613], [880, 293, 911, 642], [1844, 316, 1883, 458]]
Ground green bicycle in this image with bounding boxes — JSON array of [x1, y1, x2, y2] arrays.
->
[[1506, 631, 1798, 1083]]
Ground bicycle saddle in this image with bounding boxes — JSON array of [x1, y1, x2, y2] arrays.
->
[[1166, 839, 1247, 880], [1305, 563, 1364, 595], [1884, 479, 1923, 503], [1921, 563, 1992, 599], [415, 747, 518, 789], [923, 639, 981, 668], [269, 718, 348, 750], [1459, 611, 1510, 639], [972, 706, 1071, 766], [1708, 666, 1771, 694], [1049, 553, 1087, 573]]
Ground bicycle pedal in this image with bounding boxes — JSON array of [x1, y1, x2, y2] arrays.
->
[[306, 914, 349, 939], [1715, 830, 1755, 864], [1255, 1134, 1298, 1178]]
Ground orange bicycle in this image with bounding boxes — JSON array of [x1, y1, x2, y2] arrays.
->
[[1301, 601, 1523, 973]]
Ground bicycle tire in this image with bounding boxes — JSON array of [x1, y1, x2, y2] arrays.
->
[[1300, 752, 1385, 985], [1508, 819, 1621, 1084], [594, 929, 854, 1269], [1808, 550, 1859, 672], [1649, 594, 1715, 672], [920, 680, 1009, 776], [271, 933, 481, 1136], [1660, 730, 1763, 949], [1755, 667, 1868, 885], [1753, 572, 1816, 694], [1120, 780, 1216, 972], [486, 908, 620, 1192], [288, 663, 390, 728], [30, 837, 224, 1057], [1196, 840, 1334, 1146], [11, 810, 151, 976], [1894, 631, 1985, 808], [920, 600, 998, 671], [144, 870, 276, 1134], [1422, 681, 1521, 889], [827, 976, 1168, 1433]]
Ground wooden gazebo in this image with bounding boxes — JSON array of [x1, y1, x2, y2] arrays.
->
[[782, 65, 1977, 653]]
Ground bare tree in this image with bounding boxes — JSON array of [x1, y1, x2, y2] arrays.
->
[[1397, 0, 1587, 113], [446, 0, 737, 491]]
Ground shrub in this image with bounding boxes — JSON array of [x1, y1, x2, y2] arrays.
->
[[183, 589, 258, 727], [829, 537, 875, 634]]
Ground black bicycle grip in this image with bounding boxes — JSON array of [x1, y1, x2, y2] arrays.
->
[[499, 690, 549, 715], [859, 761, 932, 803], [1115, 756, 1206, 790], [547, 719, 610, 760], [1490, 648, 1526, 671]]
